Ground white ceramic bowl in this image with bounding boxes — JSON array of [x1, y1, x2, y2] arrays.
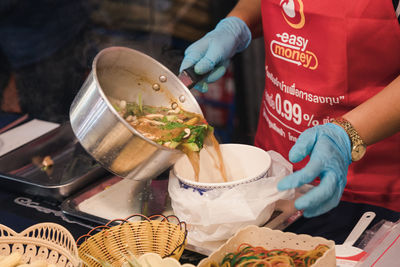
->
[[171, 144, 272, 193]]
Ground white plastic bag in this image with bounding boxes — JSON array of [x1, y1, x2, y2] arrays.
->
[[168, 150, 295, 248]]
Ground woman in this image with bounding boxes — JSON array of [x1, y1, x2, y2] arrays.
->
[[180, 0, 400, 222]]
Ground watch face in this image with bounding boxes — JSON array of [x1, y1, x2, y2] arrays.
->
[[351, 144, 367, 161]]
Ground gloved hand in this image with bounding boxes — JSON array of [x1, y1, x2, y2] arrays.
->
[[277, 123, 352, 217], [179, 16, 251, 92]]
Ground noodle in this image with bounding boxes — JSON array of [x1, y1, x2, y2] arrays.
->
[[216, 243, 330, 267]]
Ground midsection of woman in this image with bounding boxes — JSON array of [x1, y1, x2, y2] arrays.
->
[[255, 0, 400, 211]]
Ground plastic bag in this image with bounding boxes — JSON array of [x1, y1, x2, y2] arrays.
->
[[168, 150, 295, 248], [356, 219, 400, 266]]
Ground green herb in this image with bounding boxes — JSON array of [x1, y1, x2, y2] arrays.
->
[[167, 141, 180, 149], [112, 103, 121, 112], [41, 166, 49, 171], [187, 125, 208, 149], [165, 115, 177, 122], [124, 103, 140, 117], [142, 105, 158, 114], [163, 121, 186, 130], [138, 93, 142, 113], [172, 131, 186, 142], [181, 142, 199, 152]]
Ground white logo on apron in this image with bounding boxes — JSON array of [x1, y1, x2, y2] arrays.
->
[[280, 0, 295, 18]]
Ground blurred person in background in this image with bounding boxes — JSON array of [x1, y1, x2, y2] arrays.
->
[[180, 0, 400, 240], [87, 0, 216, 73], [0, 0, 94, 122], [0, 0, 217, 123]]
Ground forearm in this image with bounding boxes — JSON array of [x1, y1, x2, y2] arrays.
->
[[227, 0, 263, 38], [343, 75, 400, 146]]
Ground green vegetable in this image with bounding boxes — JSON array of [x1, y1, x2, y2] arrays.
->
[[165, 115, 178, 121], [163, 121, 186, 130], [124, 103, 140, 117], [41, 166, 49, 171], [138, 93, 143, 113], [187, 125, 208, 149], [166, 141, 180, 149], [172, 131, 186, 143], [112, 103, 121, 112], [182, 142, 200, 152], [142, 105, 158, 114]]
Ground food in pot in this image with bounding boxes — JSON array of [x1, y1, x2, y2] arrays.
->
[[204, 243, 329, 267], [113, 99, 212, 153], [112, 97, 227, 182]]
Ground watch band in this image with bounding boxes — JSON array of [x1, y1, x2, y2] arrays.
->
[[332, 117, 367, 161]]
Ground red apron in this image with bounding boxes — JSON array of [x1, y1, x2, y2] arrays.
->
[[255, 0, 400, 211]]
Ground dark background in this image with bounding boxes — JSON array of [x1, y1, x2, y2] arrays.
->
[[0, 0, 264, 145]]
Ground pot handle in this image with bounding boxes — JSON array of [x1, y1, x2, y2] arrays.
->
[[178, 66, 211, 90]]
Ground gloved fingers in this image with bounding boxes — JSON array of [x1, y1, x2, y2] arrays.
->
[[288, 127, 318, 163], [193, 82, 209, 93], [204, 60, 230, 83], [194, 57, 217, 75], [303, 195, 341, 217], [194, 38, 232, 75], [189, 60, 230, 92], [180, 51, 204, 74], [301, 185, 342, 218], [294, 171, 338, 213], [179, 39, 210, 73], [180, 58, 196, 74], [277, 158, 323, 190]]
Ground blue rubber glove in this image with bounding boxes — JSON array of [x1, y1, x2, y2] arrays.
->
[[179, 16, 251, 92], [277, 123, 352, 218]]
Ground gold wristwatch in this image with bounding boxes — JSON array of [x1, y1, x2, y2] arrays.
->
[[333, 117, 367, 162]]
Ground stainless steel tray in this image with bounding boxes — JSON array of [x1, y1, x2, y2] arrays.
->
[[61, 174, 168, 225], [61, 174, 309, 255], [0, 123, 108, 201]]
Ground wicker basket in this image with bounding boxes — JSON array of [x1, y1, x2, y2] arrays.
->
[[0, 223, 81, 267], [76, 214, 187, 267]]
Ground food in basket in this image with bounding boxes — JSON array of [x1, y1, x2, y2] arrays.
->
[[0, 252, 56, 267], [0, 223, 81, 267], [203, 243, 329, 267], [82, 252, 195, 267], [77, 215, 189, 267], [112, 98, 227, 182]]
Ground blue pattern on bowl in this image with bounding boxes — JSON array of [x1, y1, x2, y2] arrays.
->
[[177, 170, 268, 195]]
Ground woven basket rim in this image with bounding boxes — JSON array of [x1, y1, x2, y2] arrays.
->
[[76, 214, 187, 246], [76, 214, 188, 265], [0, 222, 81, 266]]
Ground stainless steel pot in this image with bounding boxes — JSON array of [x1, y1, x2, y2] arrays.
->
[[70, 47, 203, 180]]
